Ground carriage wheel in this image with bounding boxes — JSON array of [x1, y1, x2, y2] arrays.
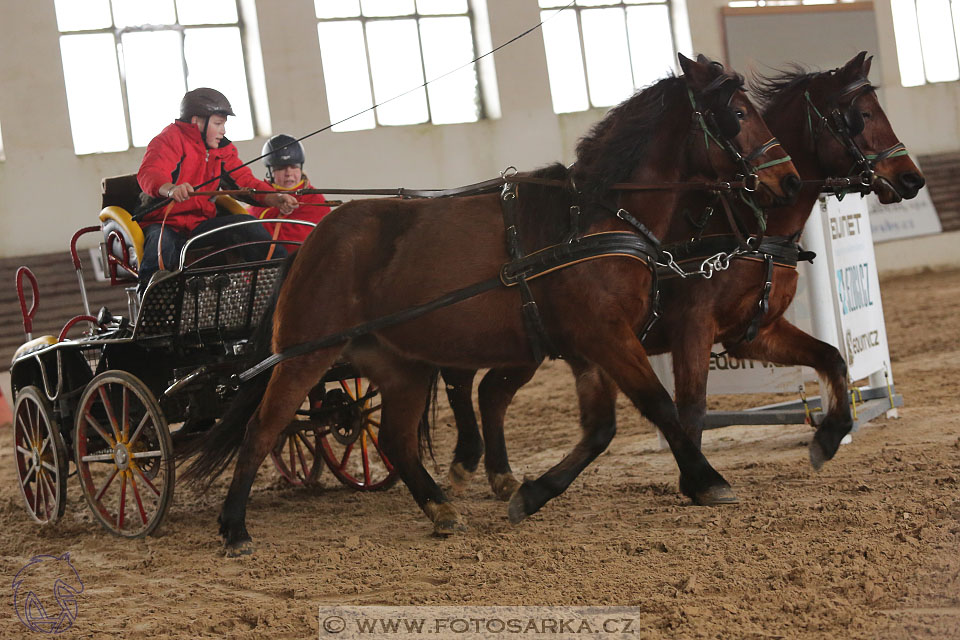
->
[[318, 377, 398, 491], [13, 387, 68, 524], [74, 372, 175, 538], [270, 426, 325, 486]]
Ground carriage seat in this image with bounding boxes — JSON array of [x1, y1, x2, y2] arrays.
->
[[12, 335, 57, 362]]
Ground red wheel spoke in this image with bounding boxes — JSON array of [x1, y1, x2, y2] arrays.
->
[[98, 386, 122, 441], [132, 463, 160, 497], [85, 411, 115, 447], [95, 468, 119, 502], [31, 403, 41, 448], [339, 378, 354, 398], [365, 426, 390, 465], [39, 434, 51, 457], [288, 438, 297, 477], [40, 471, 57, 517], [118, 472, 128, 530], [361, 432, 371, 486], [293, 436, 310, 480], [367, 418, 381, 428], [296, 431, 317, 456], [339, 441, 355, 470], [32, 472, 42, 516], [121, 387, 130, 441], [128, 473, 148, 525], [128, 413, 151, 447], [23, 462, 38, 483], [361, 404, 382, 416]]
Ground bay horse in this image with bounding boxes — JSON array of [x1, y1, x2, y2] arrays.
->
[[184, 54, 800, 554], [443, 51, 924, 503]]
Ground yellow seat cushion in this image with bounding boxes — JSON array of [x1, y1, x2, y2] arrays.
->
[[100, 206, 145, 271], [215, 195, 249, 216], [12, 335, 57, 362]]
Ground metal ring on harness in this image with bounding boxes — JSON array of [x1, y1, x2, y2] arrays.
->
[[500, 165, 518, 180], [741, 174, 760, 192]]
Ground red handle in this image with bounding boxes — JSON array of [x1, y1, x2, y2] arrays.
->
[[58, 315, 102, 342], [70, 226, 101, 270], [16, 266, 39, 337]]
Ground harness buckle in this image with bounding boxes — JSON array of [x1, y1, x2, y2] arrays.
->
[[742, 174, 759, 192], [500, 165, 518, 180], [858, 169, 875, 187]]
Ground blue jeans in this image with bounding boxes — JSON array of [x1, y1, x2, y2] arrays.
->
[[139, 214, 286, 293]]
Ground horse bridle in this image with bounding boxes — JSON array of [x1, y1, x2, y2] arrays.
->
[[804, 77, 909, 191], [688, 79, 794, 195]]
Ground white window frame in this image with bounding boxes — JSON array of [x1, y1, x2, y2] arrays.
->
[[539, 0, 679, 114], [315, 2, 485, 131], [56, 0, 258, 154], [890, 0, 960, 87]]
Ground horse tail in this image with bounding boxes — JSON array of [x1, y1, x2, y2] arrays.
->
[[418, 370, 440, 464], [178, 254, 295, 488]]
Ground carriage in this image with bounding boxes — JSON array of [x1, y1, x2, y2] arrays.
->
[[9, 176, 396, 538]]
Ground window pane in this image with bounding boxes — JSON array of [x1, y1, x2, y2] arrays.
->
[[915, 0, 960, 82], [54, 0, 112, 31], [122, 31, 185, 147], [0, 120, 6, 161], [891, 0, 926, 86], [317, 21, 376, 131], [176, 0, 238, 25], [581, 8, 633, 106], [184, 27, 254, 141], [540, 9, 589, 112], [366, 19, 429, 125], [59, 34, 128, 154], [360, 0, 415, 17], [417, 0, 467, 14], [315, 0, 361, 18], [420, 17, 478, 124], [626, 4, 674, 87], [111, 0, 177, 28], [539, 0, 569, 6], [578, 0, 619, 6]]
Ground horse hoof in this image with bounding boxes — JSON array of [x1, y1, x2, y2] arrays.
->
[[489, 473, 521, 502], [694, 485, 739, 506], [809, 439, 827, 471], [448, 462, 474, 495], [507, 491, 528, 524], [223, 540, 255, 557], [428, 502, 465, 536]]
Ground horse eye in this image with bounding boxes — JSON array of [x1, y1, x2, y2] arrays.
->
[[735, 109, 746, 120], [861, 111, 871, 119]]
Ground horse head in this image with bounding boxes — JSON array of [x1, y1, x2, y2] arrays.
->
[[755, 51, 924, 203], [680, 53, 801, 207]]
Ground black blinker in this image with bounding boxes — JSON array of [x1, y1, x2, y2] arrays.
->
[[844, 107, 865, 136], [715, 109, 741, 139]]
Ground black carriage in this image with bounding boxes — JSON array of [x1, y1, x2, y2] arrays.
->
[[9, 177, 396, 538]]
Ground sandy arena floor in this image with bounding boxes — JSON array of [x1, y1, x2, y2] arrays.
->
[[0, 268, 958, 639]]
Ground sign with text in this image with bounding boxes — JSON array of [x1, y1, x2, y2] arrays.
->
[[866, 185, 941, 243], [822, 195, 890, 381]]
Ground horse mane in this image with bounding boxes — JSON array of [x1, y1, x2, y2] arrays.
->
[[752, 65, 876, 114], [571, 75, 685, 200]]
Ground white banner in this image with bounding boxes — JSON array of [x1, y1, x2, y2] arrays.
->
[[821, 195, 891, 381], [866, 185, 941, 243]]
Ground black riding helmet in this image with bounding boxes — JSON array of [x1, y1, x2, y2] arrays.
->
[[262, 134, 305, 181], [179, 88, 234, 148]]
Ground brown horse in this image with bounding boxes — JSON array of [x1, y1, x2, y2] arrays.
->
[[184, 54, 799, 554], [443, 52, 924, 502]]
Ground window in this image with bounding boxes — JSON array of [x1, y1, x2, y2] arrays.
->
[[54, 0, 257, 155], [538, 1, 677, 114], [890, 0, 960, 86], [315, 0, 482, 131], [727, 1, 857, 6], [0, 120, 5, 161]]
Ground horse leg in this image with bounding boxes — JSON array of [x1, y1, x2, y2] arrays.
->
[[440, 368, 483, 493], [478, 366, 537, 501], [219, 354, 331, 555], [351, 344, 464, 535], [726, 316, 851, 470], [587, 326, 733, 505], [506, 358, 619, 523]]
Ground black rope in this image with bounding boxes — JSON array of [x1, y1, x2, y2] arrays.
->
[[134, 1, 578, 221]]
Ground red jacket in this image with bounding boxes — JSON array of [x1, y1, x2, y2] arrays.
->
[[248, 178, 331, 251], [137, 121, 275, 234]]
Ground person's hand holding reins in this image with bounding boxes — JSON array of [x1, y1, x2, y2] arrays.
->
[[159, 182, 194, 203], [264, 193, 299, 215]]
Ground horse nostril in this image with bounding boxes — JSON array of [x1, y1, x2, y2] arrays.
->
[[899, 172, 925, 192], [781, 173, 802, 197]]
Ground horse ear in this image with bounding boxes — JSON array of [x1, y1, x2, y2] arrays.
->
[[696, 53, 710, 65], [841, 51, 869, 78], [679, 53, 712, 89], [861, 54, 873, 78]]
